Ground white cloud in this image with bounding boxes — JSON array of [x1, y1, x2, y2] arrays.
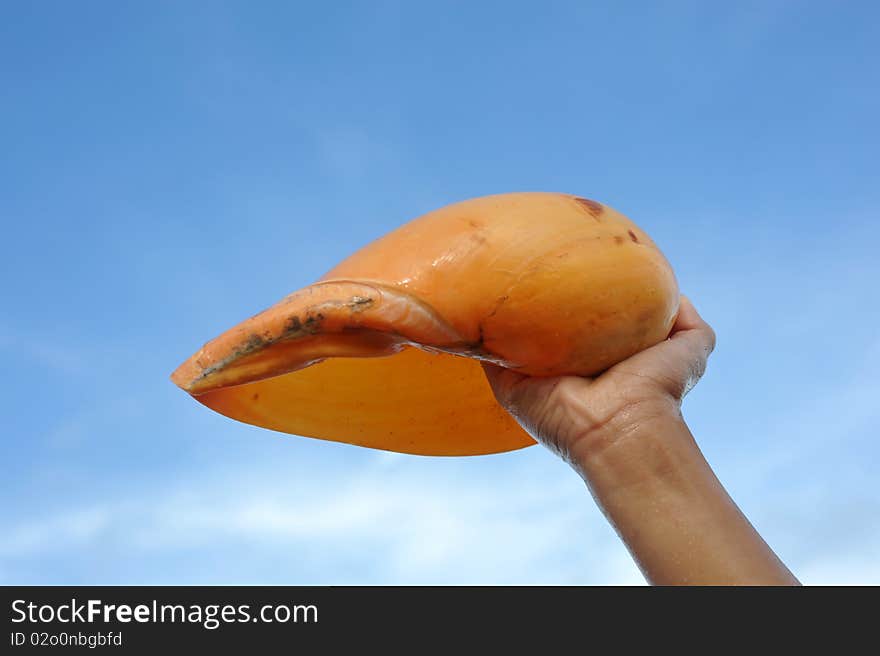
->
[[798, 525, 880, 585], [0, 449, 644, 584], [0, 508, 110, 558]]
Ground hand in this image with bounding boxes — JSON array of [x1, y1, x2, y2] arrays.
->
[[482, 296, 716, 474], [483, 297, 798, 585]]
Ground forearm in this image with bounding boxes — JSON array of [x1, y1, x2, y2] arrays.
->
[[574, 408, 799, 585]]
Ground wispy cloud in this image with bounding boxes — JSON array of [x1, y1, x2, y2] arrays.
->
[[0, 451, 644, 585]]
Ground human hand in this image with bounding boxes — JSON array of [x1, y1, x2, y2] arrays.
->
[[482, 296, 716, 474]]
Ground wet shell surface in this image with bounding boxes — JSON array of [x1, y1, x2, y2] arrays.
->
[[171, 192, 679, 456]]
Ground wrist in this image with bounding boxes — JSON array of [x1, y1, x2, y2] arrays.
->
[[567, 398, 709, 493]]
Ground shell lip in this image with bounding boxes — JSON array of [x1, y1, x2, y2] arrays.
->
[[170, 278, 520, 397]]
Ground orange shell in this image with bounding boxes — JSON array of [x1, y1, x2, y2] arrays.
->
[[171, 192, 679, 456]]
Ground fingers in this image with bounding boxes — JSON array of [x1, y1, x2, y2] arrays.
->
[[672, 296, 711, 336], [483, 296, 716, 441], [481, 362, 562, 423], [480, 362, 523, 405], [481, 362, 585, 460], [668, 296, 716, 395], [481, 362, 559, 420], [671, 296, 716, 353], [482, 362, 578, 410]]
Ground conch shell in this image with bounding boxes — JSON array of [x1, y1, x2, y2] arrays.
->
[[171, 193, 679, 456]]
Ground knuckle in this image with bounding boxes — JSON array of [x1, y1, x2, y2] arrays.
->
[[704, 324, 717, 354]]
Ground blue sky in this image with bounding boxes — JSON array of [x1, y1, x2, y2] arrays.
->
[[2, 1, 878, 584]]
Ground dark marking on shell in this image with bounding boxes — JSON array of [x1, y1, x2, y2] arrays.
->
[[628, 230, 639, 243], [469, 231, 488, 246], [486, 295, 509, 321], [244, 333, 265, 351], [227, 333, 267, 361], [614, 235, 624, 245], [284, 313, 323, 336], [286, 316, 303, 333], [574, 197, 604, 219], [348, 296, 374, 311]]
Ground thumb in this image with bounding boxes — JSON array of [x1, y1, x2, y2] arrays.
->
[[481, 363, 589, 461]]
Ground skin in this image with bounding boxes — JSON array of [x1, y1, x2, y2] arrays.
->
[[482, 296, 800, 586]]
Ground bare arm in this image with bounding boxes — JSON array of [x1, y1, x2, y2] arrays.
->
[[483, 297, 798, 585]]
